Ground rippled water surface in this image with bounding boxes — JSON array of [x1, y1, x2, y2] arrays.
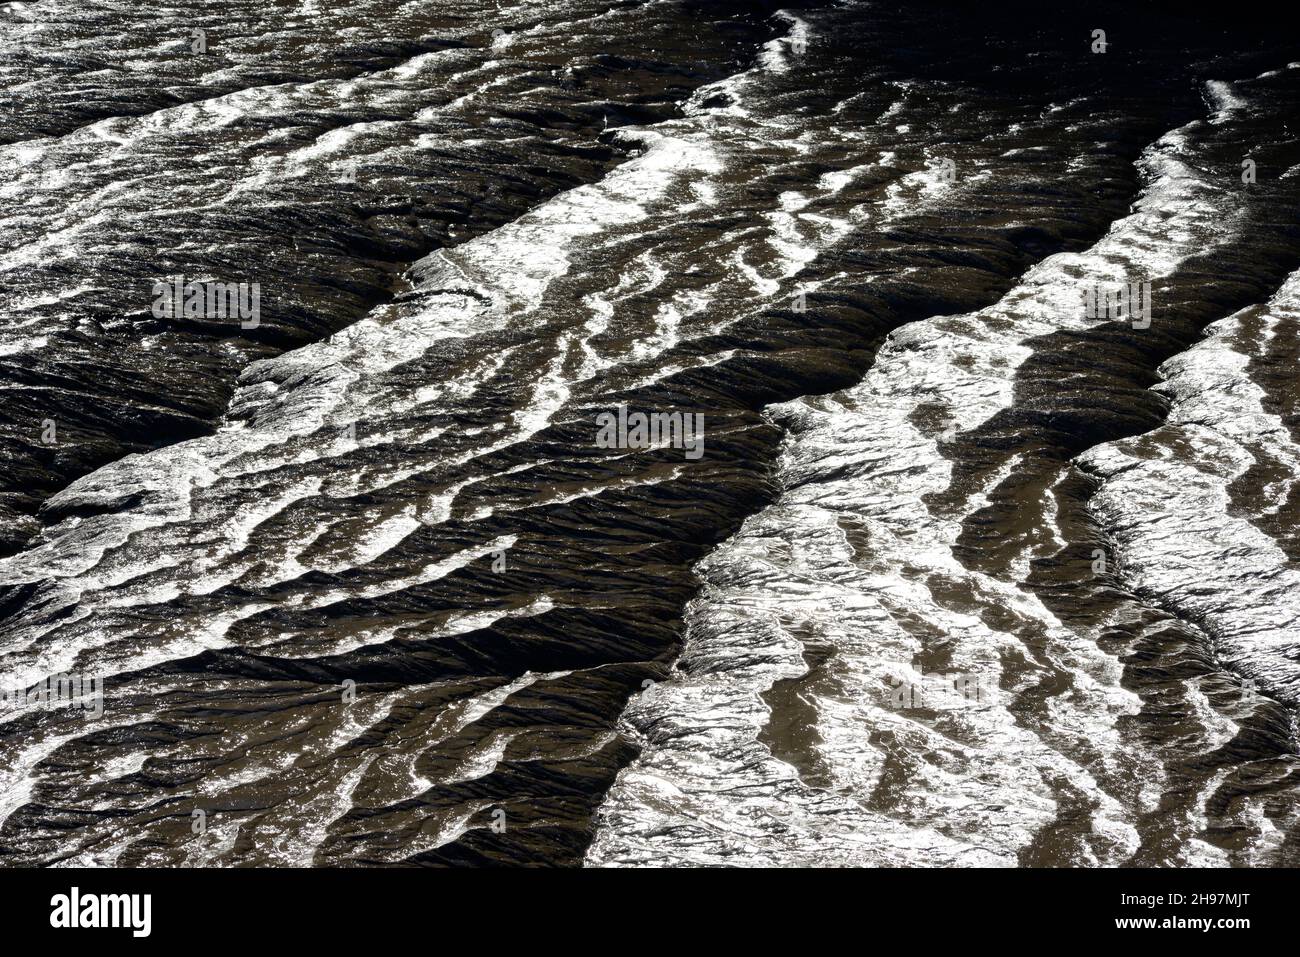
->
[[1, 0, 1298, 867]]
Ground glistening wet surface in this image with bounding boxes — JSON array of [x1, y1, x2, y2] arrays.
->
[[1, 0, 1298, 867]]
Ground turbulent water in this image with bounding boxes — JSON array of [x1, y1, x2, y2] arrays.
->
[[1, 0, 1298, 867]]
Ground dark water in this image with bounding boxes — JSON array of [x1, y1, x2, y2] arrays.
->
[[1, 0, 1298, 866]]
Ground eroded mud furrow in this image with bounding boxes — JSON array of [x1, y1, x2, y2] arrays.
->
[[1077, 265, 1300, 865], [0, 0, 784, 556], [589, 48, 1300, 868], [930, 64, 1300, 865]]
